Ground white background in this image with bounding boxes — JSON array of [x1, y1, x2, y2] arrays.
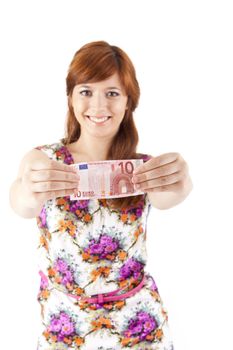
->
[[1, 0, 233, 349]]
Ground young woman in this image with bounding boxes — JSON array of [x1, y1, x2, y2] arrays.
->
[[10, 40, 193, 350]]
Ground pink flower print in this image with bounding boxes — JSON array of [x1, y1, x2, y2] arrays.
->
[[40, 275, 48, 290], [61, 321, 75, 336], [39, 206, 47, 227], [59, 312, 70, 323], [59, 146, 73, 165], [84, 234, 119, 259], [105, 243, 117, 253], [48, 311, 76, 343], [99, 235, 112, 244], [150, 277, 158, 292], [49, 317, 62, 333], [123, 311, 158, 341], [89, 241, 104, 255], [126, 322, 142, 335], [69, 199, 89, 212], [136, 208, 143, 217], [119, 258, 144, 280], [53, 258, 74, 287], [100, 235, 116, 251], [55, 258, 68, 273], [122, 200, 144, 220], [142, 154, 152, 162], [61, 269, 74, 285]]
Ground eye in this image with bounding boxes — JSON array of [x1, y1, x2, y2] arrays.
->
[[79, 90, 119, 97], [80, 90, 91, 96], [107, 91, 119, 97]]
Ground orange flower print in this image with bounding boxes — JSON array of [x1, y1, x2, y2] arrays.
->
[[58, 219, 76, 238]]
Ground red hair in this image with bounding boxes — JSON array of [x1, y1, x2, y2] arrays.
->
[[61, 40, 148, 209]]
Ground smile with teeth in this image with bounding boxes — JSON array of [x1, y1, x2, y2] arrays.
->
[[86, 115, 111, 123]]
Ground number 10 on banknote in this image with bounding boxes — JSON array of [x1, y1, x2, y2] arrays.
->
[[70, 159, 144, 200]]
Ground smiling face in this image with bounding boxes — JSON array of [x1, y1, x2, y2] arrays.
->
[[70, 72, 128, 139]]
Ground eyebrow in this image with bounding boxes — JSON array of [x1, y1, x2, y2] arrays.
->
[[79, 85, 121, 90]]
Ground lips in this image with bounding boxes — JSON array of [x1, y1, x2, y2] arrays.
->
[[85, 115, 111, 123], [86, 115, 111, 118]]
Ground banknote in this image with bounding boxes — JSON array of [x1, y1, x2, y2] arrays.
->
[[69, 159, 144, 200]]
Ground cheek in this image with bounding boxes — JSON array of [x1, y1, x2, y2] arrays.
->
[[73, 100, 87, 115], [112, 103, 127, 115]]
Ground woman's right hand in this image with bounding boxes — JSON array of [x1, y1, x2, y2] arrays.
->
[[21, 153, 80, 210]]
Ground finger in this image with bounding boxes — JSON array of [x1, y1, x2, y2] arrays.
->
[[29, 168, 80, 183], [145, 181, 183, 193], [50, 159, 77, 172], [35, 187, 78, 202], [133, 153, 179, 175], [134, 171, 183, 191], [30, 180, 79, 193], [30, 158, 77, 174], [132, 161, 180, 184]]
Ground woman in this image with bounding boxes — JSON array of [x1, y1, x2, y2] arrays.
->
[[10, 40, 193, 349]]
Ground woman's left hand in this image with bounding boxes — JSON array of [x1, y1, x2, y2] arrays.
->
[[132, 152, 190, 194]]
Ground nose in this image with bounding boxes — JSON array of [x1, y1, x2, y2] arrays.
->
[[89, 92, 107, 111]]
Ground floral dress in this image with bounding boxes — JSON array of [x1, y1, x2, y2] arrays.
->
[[35, 141, 174, 350]]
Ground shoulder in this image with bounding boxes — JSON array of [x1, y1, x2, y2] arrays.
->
[[34, 141, 62, 154], [16, 141, 70, 180], [16, 143, 60, 180], [34, 141, 66, 160]]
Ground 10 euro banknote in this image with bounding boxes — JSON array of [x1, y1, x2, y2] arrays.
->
[[69, 159, 144, 200]]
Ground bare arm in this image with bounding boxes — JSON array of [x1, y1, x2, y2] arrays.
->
[[9, 149, 46, 219], [134, 152, 193, 210], [9, 148, 79, 219], [9, 178, 43, 219], [147, 174, 193, 210]]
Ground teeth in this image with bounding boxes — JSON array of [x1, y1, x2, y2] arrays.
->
[[88, 116, 109, 123]]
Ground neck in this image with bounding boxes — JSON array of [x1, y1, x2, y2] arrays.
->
[[72, 133, 113, 161]]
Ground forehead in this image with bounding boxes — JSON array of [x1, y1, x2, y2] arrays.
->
[[77, 72, 124, 90]]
